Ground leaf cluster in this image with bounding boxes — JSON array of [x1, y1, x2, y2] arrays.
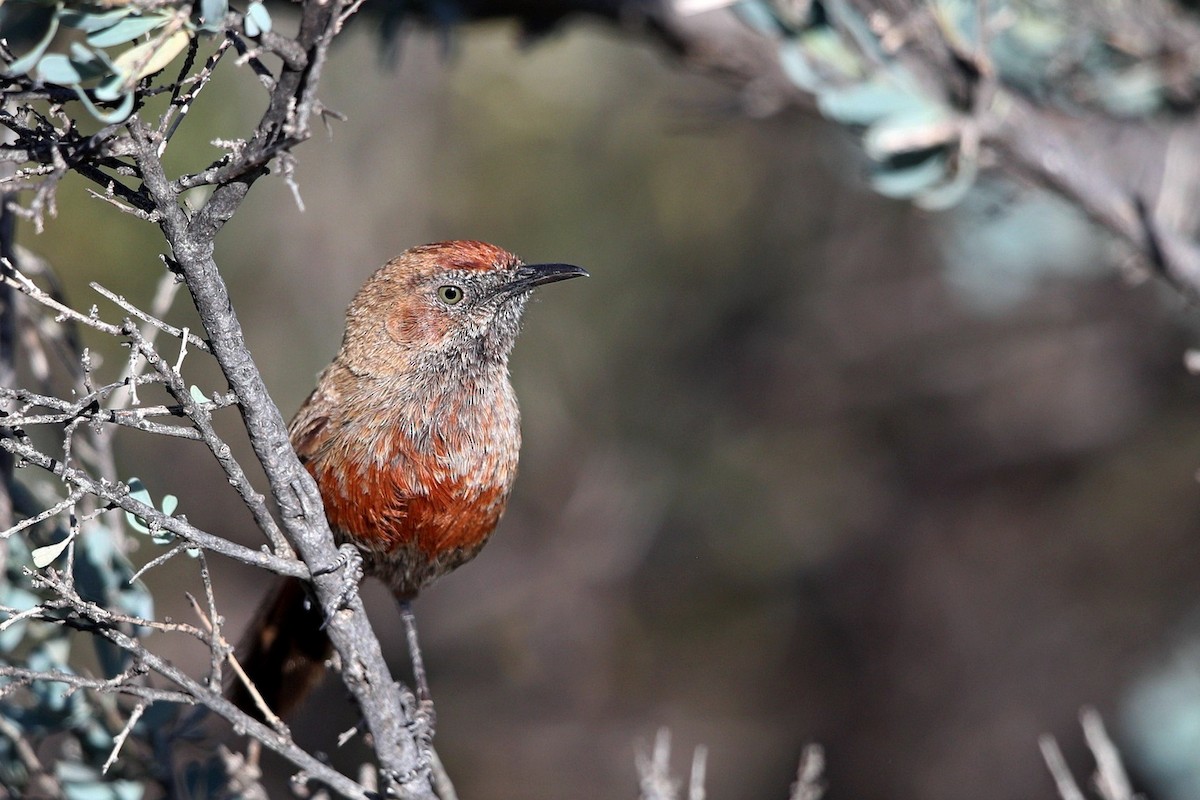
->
[[1, 0, 272, 123]]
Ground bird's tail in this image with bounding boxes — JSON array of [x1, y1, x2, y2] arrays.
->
[[228, 576, 331, 720]]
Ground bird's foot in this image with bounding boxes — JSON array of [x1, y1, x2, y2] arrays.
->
[[399, 681, 437, 748], [313, 543, 364, 628]]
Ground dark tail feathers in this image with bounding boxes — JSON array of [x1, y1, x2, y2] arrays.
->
[[228, 576, 331, 720]]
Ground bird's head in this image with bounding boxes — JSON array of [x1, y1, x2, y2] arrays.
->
[[339, 240, 587, 379]]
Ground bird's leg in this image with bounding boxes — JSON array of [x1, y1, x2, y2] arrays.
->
[[312, 542, 364, 628], [398, 599, 436, 738]]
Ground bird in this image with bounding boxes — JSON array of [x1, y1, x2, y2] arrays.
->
[[229, 240, 587, 720]]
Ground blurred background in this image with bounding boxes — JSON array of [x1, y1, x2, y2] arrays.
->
[[24, 15, 1200, 800]]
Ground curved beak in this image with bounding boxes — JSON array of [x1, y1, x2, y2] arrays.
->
[[492, 263, 589, 298]]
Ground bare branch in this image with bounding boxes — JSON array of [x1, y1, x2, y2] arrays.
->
[[90, 281, 211, 353], [0, 435, 307, 580], [102, 701, 147, 775], [1040, 734, 1088, 800]]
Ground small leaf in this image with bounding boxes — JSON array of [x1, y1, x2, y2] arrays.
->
[[29, 638, 71, 672], [67, 44, 119, 81], [113, 781, 145, 800], [189, 385, 210, 404], [863, 106, 956, 161], [59, 8, 134, 34], [56, 762, 99, 784], [0, 586, 39, 612], [161, 495, 178, 515], [126, 478, 151, 505], [87, 15, 170, 48], [243, 1, 272, 36], [870, 154, 947, 199], [198, 0, 228, 32], [93, 71, 127, 102], [777, 41, 821, 93], [61, 779, 116, 800], [111, 29, 191, 81], [0, 619, 28, 652], [78, 90, 134, 125], [35, 54, 83, 85], [733, 0, 782, 36], [31, 536, 74, 568], [124, 478, 151, 533], [818, 81, 934, 127], [915, 157, 978, 211], [6, 9, 60, 77]]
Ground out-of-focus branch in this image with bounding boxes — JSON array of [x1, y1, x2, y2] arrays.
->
[[1040, 708, 1137, 800], [636, 729, 825, 800], [440, 0, 1200, 296]]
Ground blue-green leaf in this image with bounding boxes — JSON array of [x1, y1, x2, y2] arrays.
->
[[863, 106, 956, 161], [6, 9, 59, 77], [59, 8, 134, 34], [823, 0, 885, 63], [93, 71, 127, 102], [67, 44, 118, 80], [124, 478, 152, 533], [198, 0, 228, 32], [35, 53, 82, 85], [915, 157, 978, 211], [244, 1, 271, 36], [871, 154, 948, 199], [733, 0, 779, 36], [818, 81, 933, 127], [87, 92, 134, 119], [87, 15, 170, 48], [777, 41, 821, 93]]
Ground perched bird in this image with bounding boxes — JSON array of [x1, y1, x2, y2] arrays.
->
[[230, 240, 587, 719]]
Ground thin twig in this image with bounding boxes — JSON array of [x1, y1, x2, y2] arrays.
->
[[186, 585, 288, 734], [102, 701, 147, 775], [127, 326, 290, 556], [1, 488, 83, 538], [90, 282, 211, 353], [0, 435, 308, 579]]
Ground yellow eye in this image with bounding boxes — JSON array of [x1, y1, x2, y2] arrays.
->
[[437, 285, 464, 305]]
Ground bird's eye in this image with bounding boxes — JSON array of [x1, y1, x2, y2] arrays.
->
[[437, 285, 464, 305]]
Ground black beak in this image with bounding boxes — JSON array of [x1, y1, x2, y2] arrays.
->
[[492, 262, 589, 298]]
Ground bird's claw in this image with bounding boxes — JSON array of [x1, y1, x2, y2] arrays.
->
[[398, 681, 437, 753], [313, 543, 364, 628]]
